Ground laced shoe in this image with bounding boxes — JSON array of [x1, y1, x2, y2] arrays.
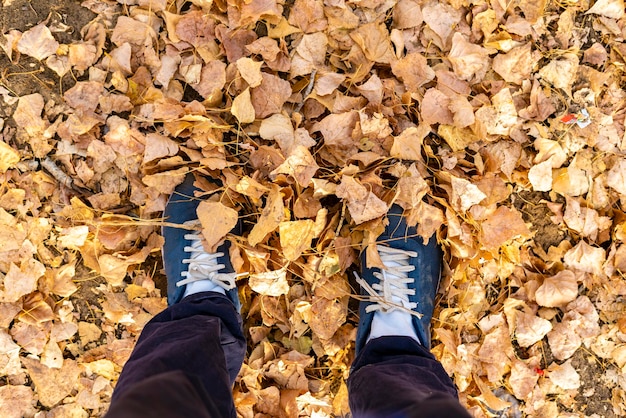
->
[[354, 204, 442, 353], [162, 173, 244, 309]]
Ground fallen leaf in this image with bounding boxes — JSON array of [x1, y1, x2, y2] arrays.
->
[[197, 201, 239, 252], [231, 88, 256, 124], [0, 385, 36, 418], [249, 266, 289, 296], [535, 270, 578, 307], [1, 259, 46, 303], [248, 185, 284, 246], [16, 24, 59, 60], [586, 0, 624, 19], [548, 360, 580, 390], [479, 206, 530, 250], [448, 32, 492, 82], [22, 357, 81, 408], [450, 176, 487, 212]]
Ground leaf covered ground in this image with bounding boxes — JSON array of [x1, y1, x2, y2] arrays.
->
[[1, 0, 626, 416]]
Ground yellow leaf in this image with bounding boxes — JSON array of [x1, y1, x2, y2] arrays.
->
[[248, 185, 284, 246], [0, 141, 20, 173], [197, 201, 239, 252], [279, 220, 316, 261], [236, 57, 263, 88], [231, 87, 255, 124]]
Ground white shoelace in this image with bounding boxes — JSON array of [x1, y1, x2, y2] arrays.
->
[[355, 245, 419, 314], [176, 231, 244, 291]]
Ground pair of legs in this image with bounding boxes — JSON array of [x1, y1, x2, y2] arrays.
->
[[105, 174, 471, 417], [105, 293, 468, 418]]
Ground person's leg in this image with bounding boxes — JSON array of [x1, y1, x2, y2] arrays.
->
[[106, 292, 245, 418], [106, 173, 246, 418], [348, 336, 470, 418], [349, 205, 471, 418]]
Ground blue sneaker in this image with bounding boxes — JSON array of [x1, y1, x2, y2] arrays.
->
[[355, 204, 442, 353], [162, 173, 243, 309]]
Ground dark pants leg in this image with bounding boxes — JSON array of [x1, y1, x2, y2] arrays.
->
[[105, 292, 246, 418], [348, 336, 471, 418]]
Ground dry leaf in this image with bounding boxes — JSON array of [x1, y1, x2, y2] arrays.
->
[[586, 0, 624, 19], [450, 176, 487, 212], [390, 126, 427, 161], [251, 73, 292, 118], [270, 145, 319, 187], [197, 201, 239, 252], [0, 141, 20, 173], [231, 88, 256, 124], [350, 22, 395, 64], [448, 33, 492, 82], [0, 385, 36, 418], [535, 270, 578, 307], [248, 185, 284, 246], [16, 24, 59, 60], [22, 357, 81, 408], [480, 206, 530, 250], [236, 57, 263, 88], [528, 159, 553, 192], [1, 259, 46, 303], [279, 220, 315, 261], [548, 360, 580, 390], [249, 266, 289, 296]]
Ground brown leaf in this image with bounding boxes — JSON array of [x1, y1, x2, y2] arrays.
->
[[421, 88, 454, 125], [479, 206, 530, 249], [350, 22, 395, 64], [1, 259, 46, 303], [0, 385, 36, 418], [391, 52, 435, 92], [12, 93, 47, 137], [63, 81, 104, 113], [492, 43, 534, 85], [390, 126, 427, 161], [250, 73, 292, 118], [0, 329, 21, 375], [270, 146, 319, 187], [16, 24, 59, 60], [288, 0, 327, 33], [448, 32, 492, 82], [309, 297, 347, 340], [535, 270, 578, 307], [22, 357, 81, 408], [336, 176, 387, 225]]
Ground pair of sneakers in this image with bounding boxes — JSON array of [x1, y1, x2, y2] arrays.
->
[[162, 174, 442, 351]]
